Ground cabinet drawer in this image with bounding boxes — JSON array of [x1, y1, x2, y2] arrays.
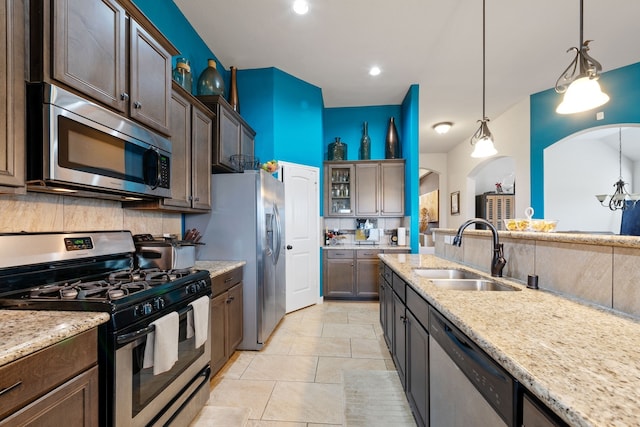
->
[[0, 329, 97, 419], [382, 263, 392, 283], [212, 266, 243, 297], [326, 249, 354, 259], [392, 272, 406, 303], [356, 249, 380, 259], [406, 286, 429, 330]]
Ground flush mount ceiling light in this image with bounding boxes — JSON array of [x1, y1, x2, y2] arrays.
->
[[369, 66, 381, 76], [470, 0, 497, 158], [555, 0, 609, 114], [432, 122, 453, 134], [292, 0, 309, 15], [595, 128, 640, 211]]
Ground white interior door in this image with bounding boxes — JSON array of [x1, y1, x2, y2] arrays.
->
[[278, 161, 320, 313]]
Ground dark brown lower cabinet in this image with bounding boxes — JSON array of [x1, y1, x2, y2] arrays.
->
[[392, 290, 407, 389], [406, 311, 429, 427], [521, 393, 567, 427], [210, 279, 243, 376], [0, 328, 98, 425]]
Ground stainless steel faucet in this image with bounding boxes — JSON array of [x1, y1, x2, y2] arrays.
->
[[452, 218, 506, 277]]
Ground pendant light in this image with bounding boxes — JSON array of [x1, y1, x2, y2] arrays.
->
[[595, 128, 640, 211], [555, 0, 609, 114], [470, 0, 497, 158]]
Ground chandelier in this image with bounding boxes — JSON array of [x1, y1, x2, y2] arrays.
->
[[555, 0, 609, 114], [595, 128, 639, 211]]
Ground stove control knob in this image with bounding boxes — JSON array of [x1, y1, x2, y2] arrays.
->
[[137, 302, 152, 316], [153, 297, 165, 310]]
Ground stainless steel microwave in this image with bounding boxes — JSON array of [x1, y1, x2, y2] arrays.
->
[[26, 83, 172, 200]]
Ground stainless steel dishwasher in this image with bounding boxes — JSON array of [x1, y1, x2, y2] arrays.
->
[[429, 309, 514, 427]]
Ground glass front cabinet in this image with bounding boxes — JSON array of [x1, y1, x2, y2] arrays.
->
[[325, 163, 354, 216]]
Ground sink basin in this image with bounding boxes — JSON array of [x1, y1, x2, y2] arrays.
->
[[413, 268, 483, 280], [430, 279, 519, 292]]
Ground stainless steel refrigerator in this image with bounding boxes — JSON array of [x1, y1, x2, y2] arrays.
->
[[186, 169, 286, 350]]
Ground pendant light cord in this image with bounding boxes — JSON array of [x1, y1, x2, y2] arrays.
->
[[619, 128, 623, 179], [482, 0, 486, 119], [579, 0, 584, 46]]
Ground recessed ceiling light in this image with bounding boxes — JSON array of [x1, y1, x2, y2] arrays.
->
[[369, 66, 381, 76], [432, 122, 453, 134], [293, 0, 309, 15]]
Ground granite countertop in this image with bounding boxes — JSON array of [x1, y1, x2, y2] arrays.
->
[[323, 244, 409, 250], [0, 311, 109, 367], [195, 260, 246, 276], [380, 253, 640, 427], [434, 227, 640, 249]]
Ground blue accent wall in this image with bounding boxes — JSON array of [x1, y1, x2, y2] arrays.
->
[[323, 106, 403, 161], [401, 84, 420, 253], [131, 0, 228, 93], [530, 62, 640, 215]]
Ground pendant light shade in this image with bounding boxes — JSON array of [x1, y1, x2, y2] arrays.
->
[[556, 76, 610, 114], [471, 120, 497, 158], [554, 0, 609, 114], [469, 0, 497, 158]]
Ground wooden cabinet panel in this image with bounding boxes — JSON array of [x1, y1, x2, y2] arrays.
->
[[191, 102, 213, 210], [0, 329, 97, 421], [325, 160, 404, 218], [0, 366, 99, 427], [522, 394, 566, 427], [227, 283, 244, 352], [36, 0, 177, 135], [392, 291, 407, 389], [209, 267, 244, 376], [197, 95, 255, 173], [164, 88, 192, 209], [209, 292, 228, 375], [406, 311, 429, 427], [129, 19, 171, 135], [380, 161, 405, 216], [0, 0, 26, 192], [52, 0, 127, 112], [324, 258, 355, 297], [355, 163, 379, 216]]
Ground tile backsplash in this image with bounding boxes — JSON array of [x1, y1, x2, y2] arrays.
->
[[0, 193, 181, 236]]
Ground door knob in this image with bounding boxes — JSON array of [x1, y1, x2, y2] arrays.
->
[[286, 245, 293, 250]]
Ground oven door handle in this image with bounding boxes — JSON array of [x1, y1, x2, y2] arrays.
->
[[115, 304, 197, 346], [116, 324, 156, 346]]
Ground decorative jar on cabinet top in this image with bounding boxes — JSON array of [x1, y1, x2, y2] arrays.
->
[[328, 137, 347, 160], [172, 56, 192, 93], [197, 59, 225, 96], [359, 121, 371, 160]]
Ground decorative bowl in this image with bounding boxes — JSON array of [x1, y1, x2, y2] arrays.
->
[[504, 218, 558, 232]]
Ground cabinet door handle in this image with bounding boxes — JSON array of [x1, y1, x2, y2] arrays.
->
[[133, 101, 143, 109], [120, 92, 129, 101], [226, 296, 235, 303], [224, 277, 233, 283], [0, 381, 22, 397]]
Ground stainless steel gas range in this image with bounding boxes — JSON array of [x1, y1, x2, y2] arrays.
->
[[0, 231, 212, 426]]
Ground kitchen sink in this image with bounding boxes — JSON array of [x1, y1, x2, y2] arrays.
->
[[413, 268, 483, 280], [429, 279, 519, 292]]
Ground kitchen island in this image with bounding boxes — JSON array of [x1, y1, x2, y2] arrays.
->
[[381, 253, 640, 427]]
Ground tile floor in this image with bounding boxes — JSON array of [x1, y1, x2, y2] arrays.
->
[[189, 301, 416, 427]]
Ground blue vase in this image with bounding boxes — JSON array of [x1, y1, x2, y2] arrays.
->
[[197, 59, 225, 96], [359, 121, 371, 160]]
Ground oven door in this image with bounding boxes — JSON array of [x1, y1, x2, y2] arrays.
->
[[113, 306, 211, 427]]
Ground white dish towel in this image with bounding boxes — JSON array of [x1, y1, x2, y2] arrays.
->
[[187, 295, 210, 349], [143, 311, 179, 375]]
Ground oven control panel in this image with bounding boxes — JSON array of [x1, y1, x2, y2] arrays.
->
[[187, 279, 208, 294], [64, 237, 93, 251]]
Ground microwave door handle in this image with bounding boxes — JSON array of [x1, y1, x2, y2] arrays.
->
[[144, 149, 161, 189]]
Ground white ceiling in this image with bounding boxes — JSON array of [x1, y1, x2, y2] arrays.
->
[[174, 0, 640, 154]]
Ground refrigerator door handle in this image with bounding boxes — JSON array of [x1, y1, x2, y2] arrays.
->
[[273, 202, 282, 264]]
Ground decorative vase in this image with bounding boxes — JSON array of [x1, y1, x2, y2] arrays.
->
[[228, 66, 239, 112], [328, 137, 347, 160], [172, 56, 192, 93], [385, 116, 401, 159], [359, 121, 371, 160], [197, 59, 225, 96]]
